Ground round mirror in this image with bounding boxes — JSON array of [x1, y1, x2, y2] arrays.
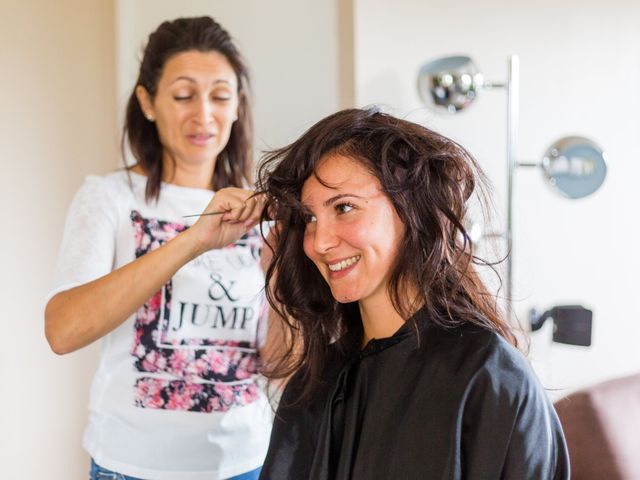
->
[[541, 136, 607, 199], [417, 55, 483, 113]]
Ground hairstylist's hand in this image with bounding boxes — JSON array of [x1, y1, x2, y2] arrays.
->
[[189, 187, 265, 254]]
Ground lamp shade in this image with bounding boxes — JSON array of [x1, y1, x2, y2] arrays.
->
[[417, 55, 483, 113], [541, 136, 607, 199]]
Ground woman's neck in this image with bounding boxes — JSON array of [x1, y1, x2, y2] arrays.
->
[[358, 282, 422, 347], [358, 295, 406, 347], [131, 158, 216, 190], [162, 155, 216, 190]]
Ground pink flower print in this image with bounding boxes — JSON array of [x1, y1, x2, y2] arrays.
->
[[194, 358, 210, 377], [139, 307, 156, 326], [142, 350, 167, 373], [134, 343, 146, 359], [133, 225, 142, 246], [130, 329, 143, 355], [236, 355, 256, 380], [163, 222, 180, 234], [169, 349, 193, 376], [225, 348, 239, 365], [163, 381, 203, 411], [135, 304, 146, 320], [156, 355, 167, 371], [183, 356, 205, 381], [136, 379, 165, 409], [147, 292, 161, 312], [206, 350, 230, 376], [186, 382, 204, 399], [241, 385, 257, 404], [215, 384, 235, 407], [208, 396, 223, 412], [140, 233, 151, 250], [166, 388, 193, 410]]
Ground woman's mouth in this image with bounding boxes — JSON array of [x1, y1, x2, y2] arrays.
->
[[328, 255, 361, 273], [187, 133, 215, 146]]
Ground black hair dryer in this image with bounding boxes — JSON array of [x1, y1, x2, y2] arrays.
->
[[529, 305, 593, 347]]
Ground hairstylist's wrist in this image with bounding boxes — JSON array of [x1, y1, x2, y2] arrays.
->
[[180, 224, 209, 260]]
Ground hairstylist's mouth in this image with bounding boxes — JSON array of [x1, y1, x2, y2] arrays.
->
[[187, 133, 215, 146]]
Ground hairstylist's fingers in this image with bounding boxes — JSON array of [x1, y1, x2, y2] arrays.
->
[[241, 197, 264, 228], [219, 190, 252, 222], [228, 198, 251, 223], [237, 196, 260, 223], [221, 202, 246, 223], [250, 192, 267, 208]]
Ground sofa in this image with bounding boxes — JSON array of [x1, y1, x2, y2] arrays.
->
[[554, 372, 640, 479]]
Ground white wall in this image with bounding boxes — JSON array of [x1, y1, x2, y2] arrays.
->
[[354, 0, 640, 396], [0, 0, 116, 478]]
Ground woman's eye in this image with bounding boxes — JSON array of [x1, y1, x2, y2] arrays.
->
[[211, 91, 233, 102], [174, 95, 192, 101], [335, 203, 354, 214]]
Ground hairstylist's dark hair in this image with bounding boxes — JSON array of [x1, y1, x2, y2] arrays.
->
[[123, 16, 253, 202], [257, 107, 516, 403]]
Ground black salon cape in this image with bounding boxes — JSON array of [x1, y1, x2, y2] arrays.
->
[[259, 314, 570, 480]]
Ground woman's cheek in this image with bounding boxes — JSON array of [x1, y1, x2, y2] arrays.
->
[[302, 234, 314, 261]]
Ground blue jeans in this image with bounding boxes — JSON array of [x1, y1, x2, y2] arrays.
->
[[90, 460, 144, 480], [90, 459, 261, 480]]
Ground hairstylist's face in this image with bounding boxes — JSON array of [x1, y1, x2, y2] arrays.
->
[[301, 154, 405, 309], [136, 50, 239, 174]]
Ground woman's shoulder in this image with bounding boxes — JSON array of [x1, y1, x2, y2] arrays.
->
[[57, 171, 137, 237], [419, 324, 554, 435], [438, 326, 569, 479], [427, 323, 538, 392], [64, 170, 140, 225], [76, 169, 136, 200], [460, 326, 547, 404]]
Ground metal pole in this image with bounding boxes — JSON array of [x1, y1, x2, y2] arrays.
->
[[505, 55, 519, 322]]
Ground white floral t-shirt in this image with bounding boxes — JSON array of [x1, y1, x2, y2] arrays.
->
[[48, 170, 272, 480]]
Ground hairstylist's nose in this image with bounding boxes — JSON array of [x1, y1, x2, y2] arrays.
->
[[196, 99, 213, 125]]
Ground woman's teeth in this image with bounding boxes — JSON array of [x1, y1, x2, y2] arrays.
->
[[328, 255, 361, 272]]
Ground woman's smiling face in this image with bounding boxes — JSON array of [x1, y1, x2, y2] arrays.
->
[[301, 154, 405, 308]]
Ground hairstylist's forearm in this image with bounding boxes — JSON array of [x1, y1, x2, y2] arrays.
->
[[44, 228, 204, 355]]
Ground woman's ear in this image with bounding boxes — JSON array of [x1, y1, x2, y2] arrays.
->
[[233, 91, 245, 122], [135, 85, 155, 122]]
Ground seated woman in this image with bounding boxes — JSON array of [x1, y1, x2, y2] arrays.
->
[[256, 107, 569, 480]]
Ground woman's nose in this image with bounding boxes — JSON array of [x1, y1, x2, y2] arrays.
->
[[312, 220, 339, 254], [195, 99, 214, 125]]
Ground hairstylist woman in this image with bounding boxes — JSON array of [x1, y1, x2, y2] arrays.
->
[[46, 17, 272, 480]]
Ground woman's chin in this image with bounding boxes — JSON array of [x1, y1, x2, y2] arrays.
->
[[331, 289, 360, 304]]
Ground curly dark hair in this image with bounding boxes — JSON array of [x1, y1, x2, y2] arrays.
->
[[122, 16, 253, 201], [257, 107, 514, 403]]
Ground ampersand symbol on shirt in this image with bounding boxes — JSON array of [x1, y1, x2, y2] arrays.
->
[[207, 273, 238, 302]]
